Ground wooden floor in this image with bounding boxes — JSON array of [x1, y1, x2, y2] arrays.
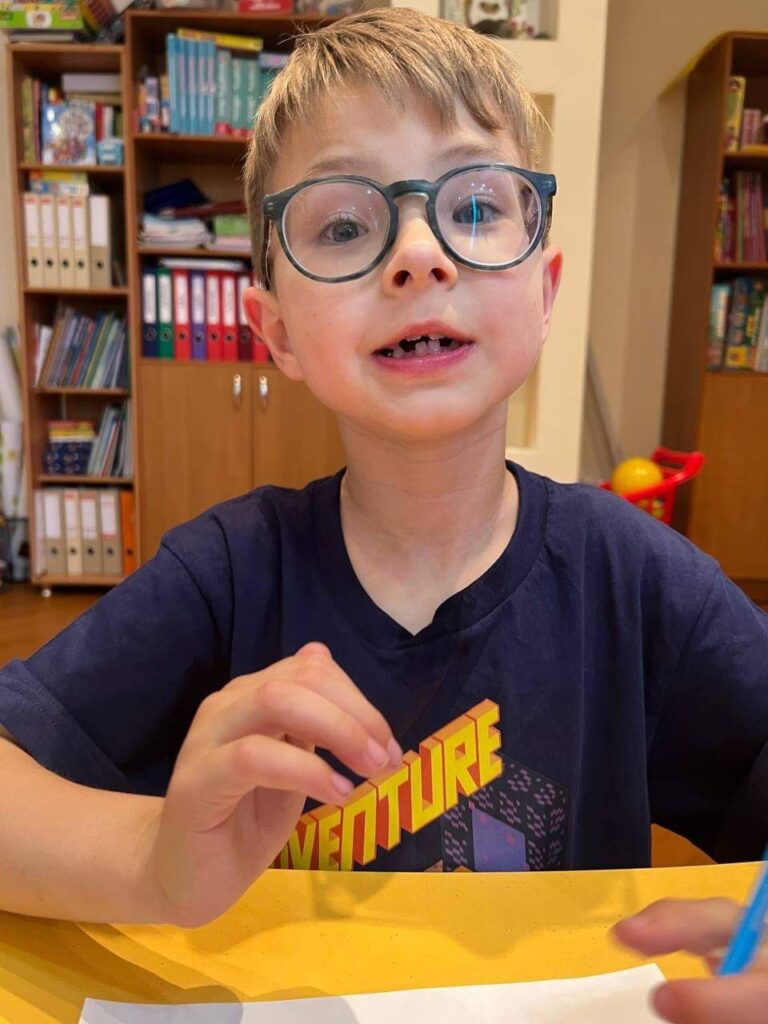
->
[[0, 582, 752, 869]]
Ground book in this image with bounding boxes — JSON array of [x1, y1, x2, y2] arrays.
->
[[42, 96, 96, 166], [707, 282, 731, 370], [724, 277, 755, 368], [176, 27, 264, 53], [724, 76, 746, 151]]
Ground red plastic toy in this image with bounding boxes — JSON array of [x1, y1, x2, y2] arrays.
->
[[600, 447, 705, 525]]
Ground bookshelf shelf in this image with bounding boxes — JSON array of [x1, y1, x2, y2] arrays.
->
[[138, 246, 252, 259], [662, 31, 768, 600], [33, 387, 130, 396], [33, 574, 125, 587], [37, 475, 134, 485], [23, 287, 130, 297], [132, 132, 249, 163], [714, 262, 768, 272], [19, 163, 125, 176]]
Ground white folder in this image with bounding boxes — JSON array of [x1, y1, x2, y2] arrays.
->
[[23, 192, 44, 287], [71, 194, 91, 289], [63, 488, 83, 576], [79, 489, 103, 575], [99, 489, 123, 575], [56, 195, 76, 288], [88, 195, 112, 288], [39, 192, 59, 288], [42, 489, 66, 575]]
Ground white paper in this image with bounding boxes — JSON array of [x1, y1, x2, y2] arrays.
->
[[80, 965, 664, 1024]]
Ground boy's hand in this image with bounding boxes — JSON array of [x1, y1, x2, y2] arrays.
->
[[613, 898, 768, 1024], [145, 642, 401, 926]]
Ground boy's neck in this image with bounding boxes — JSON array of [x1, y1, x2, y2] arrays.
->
[[337, 420, 519, 631]]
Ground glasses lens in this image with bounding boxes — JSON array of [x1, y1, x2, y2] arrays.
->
[[283, 180, 390, 280], [436, 167, 542, 266]]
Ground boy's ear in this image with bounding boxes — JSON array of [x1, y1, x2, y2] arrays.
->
[[241, 283, 304, 382], [540, 245, 563, 342]]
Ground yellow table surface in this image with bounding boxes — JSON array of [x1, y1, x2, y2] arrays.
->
[[0, 862, 760, 1023]]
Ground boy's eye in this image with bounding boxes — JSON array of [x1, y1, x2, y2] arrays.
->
[[319, 213, 367, 245], [453, 195, 501, 226]]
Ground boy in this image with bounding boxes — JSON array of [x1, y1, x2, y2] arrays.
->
[[0, 0, 766, 958]]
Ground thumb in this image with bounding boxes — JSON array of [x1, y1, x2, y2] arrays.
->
[[295, 641, 332, 659], [653, 975, 768, 1024]]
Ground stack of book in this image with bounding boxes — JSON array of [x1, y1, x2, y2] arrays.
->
[[723, 76, 768, 151], [20, 72, 123, 166], [142, 258, 270, 362], [208, 213, 250, 252], [23, 174, 118, 289], [87, 402, 132, 477], [135, 28, 289, 137], [707, 277, 768, 371], [139, 212, 211, 249], [43, 420, 95, 476], [33, 487, 136, 578], [35, 307, 128, 388], [715, 171, 768, 264]]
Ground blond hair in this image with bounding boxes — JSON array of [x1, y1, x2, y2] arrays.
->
[[243, 6, 547, 286]]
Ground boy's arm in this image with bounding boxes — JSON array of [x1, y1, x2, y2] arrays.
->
[[0, 732, 170, 923], [648, 569, 768, 861]]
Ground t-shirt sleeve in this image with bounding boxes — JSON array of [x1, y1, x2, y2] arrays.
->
[[648, 567, 768, 860], [0, 514, 233, 795]]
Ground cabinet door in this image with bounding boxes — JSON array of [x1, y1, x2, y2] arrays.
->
[[689, 374, 768, 582], [139, 362, 253, 558], [252, 368, 345, 489]]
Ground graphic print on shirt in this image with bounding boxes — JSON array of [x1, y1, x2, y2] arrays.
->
[[274, 699, 569, 873]]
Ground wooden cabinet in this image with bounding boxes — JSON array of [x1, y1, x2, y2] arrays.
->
[[139, 361, 344, 558], [662, 32, 768, 602]]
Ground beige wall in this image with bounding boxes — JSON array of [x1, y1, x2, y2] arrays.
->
[[0, 37, 19, 335], [582, 0, 768, 481]]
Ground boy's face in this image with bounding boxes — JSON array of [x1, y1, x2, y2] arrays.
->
[[244, 84, 562, 445]]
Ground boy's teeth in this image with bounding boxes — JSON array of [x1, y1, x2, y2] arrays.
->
[[427, 338, 442, 354], [415, 340, 428, 355]]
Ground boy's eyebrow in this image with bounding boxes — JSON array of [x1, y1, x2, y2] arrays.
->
[[300, 141, 512, 181]]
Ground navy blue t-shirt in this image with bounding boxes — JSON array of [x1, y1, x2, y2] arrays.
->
[[1, 462, 767, 871]]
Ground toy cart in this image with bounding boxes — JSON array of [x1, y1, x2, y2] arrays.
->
[[600, 448, 705, 525]]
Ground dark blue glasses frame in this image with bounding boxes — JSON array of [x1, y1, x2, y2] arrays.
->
[[260, 162, 557, 287]]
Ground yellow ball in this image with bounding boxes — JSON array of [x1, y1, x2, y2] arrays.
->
[[610, 457, 663, 496]]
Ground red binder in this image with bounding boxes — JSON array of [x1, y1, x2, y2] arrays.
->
[[221, 271, 238, 362], [172, 269, 191, 361], [236, 273, 253, 361], [205, 270, 224, 361]]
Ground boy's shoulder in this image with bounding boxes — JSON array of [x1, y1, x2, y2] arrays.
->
[[158, 469, 341, 566], [523, 464, 720, 589]]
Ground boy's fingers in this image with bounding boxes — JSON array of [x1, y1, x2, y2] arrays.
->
[[211, 681, 400, 779], [224, 650, 400, 762], [182, 734, 353, 828], [612, 898, 741, 956], [652, 975, 768, 1024]]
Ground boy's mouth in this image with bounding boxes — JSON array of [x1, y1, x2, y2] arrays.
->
[[376, 333, 473, 360]]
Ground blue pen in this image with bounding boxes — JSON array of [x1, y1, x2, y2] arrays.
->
[[717, 845, 768, 976]]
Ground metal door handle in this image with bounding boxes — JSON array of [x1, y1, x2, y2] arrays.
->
[[232, 373, 242, 409], [258, 374, 269, 408]]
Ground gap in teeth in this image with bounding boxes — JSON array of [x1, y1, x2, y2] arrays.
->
[[383, 335, 465, 359]]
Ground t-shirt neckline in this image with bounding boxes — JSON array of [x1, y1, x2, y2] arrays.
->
[[312, 460, 547, 650]]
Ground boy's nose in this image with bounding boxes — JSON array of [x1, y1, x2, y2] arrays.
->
[[380, 208, 459, 293]]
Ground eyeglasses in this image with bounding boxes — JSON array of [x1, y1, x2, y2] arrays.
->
[[260, 163, 556, 287]]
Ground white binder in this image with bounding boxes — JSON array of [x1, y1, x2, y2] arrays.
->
[[79, 489, 103, 575], [23, 192, 44, 287], [63, 488, 83, 576], [71, 194, 91, 289], [39, 192, 59, 288], [88, 195, 112, 288], [42, 489, 66, 575], [56, 195, 76, 288]]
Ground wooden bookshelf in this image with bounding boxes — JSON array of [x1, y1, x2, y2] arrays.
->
[[9, 10, 346, 591], [662, 32, 768, 601]]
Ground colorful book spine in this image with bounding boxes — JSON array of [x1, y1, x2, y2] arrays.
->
[[215, 48, 232, 134], [707, 283, 731, 370], [724, 76, 746, 152], [724, 277, 755, 369], [232, 58, 244, 135], [167, 34, 179, 134]]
